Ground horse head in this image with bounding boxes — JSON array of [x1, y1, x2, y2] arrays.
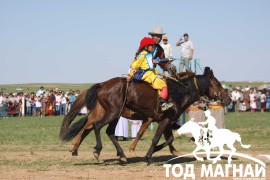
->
[[177, 118, 200, 135], [203, 67, 231, 105]]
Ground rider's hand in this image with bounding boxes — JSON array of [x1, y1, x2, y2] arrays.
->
[[159, 73, 166, 77], [153, 59, 159, 64], [126, 75, 132, 82]]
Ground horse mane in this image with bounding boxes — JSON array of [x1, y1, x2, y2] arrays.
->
[[167, 74, 210, 101]]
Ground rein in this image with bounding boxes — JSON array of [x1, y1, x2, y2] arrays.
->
[[118, 81, 129, 118]]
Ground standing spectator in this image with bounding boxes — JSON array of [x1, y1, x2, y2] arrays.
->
[[260, 91, 266, 112], [161, 36, 172, 58], [249, 89, 257, 112], [48, 91, 55, 116], [231, 88, 241, 112], [243, 89, 250, 111], [254, 89, 261, 111], [0, 93, 8, 118], [55, 92, 62, 116], [266, 91, 270, 111], [115, 116, 129, 141], [60, 93, 67, 115], [40, 94, 47, 116], [69, 92, 76, 107], [35, 96, 42, 116], [36, 86, 45, 97], [176, 33, 194, 72], [0, 92, 3, 114], [129, 120, 142, 140], [7, 93, 17, 116], [25, 94, 32, 116]]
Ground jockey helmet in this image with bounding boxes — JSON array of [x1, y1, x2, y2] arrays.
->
[[140, 37, 155, 50]]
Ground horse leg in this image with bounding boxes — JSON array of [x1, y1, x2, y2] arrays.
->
[[152, 126, 174, 154], [70, 101, 105, 155], [129, 118, 152, 154], [92, 113, 126, 162], [226, 143, 236, 164], [106, 120, 127, 162], [145, 118, 171, 164], [192, 146, 204, 161], [212, 145, 224, 164], [70, 128, 93, 156]]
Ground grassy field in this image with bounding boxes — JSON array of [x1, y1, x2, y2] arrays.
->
[[0, 112, 269, 179]]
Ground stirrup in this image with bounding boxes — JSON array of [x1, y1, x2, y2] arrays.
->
[[161, 102, 174, 111]]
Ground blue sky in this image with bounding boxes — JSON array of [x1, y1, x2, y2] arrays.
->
[[0, 0, 269, 84]]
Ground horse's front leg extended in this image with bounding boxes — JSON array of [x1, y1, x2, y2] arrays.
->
[[152, 126, 175, 154], [145, 118, 171, 164], [193, 146, 204, 161], [129, 118, 152, 153], [212, 145, 224, 164]]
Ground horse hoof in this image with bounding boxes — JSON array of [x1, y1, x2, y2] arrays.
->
[[69, 145, 76, 152], [93, 151, 100, 161], [72, 150, 78, 156], [145, 157, 153, 165], [129, 148, 135, 153], [172, 150, 180, 156], [197, 157, 204, 161], [119, 156, 128, 163]]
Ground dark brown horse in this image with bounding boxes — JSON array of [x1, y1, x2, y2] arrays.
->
[[61, 71, 196, 159], [60, 67, 231, 163]]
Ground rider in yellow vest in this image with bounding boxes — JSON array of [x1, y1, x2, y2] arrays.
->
[[127, 37, 173, 111]]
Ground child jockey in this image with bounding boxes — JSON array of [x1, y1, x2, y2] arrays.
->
[[127, 37, 173, 111]]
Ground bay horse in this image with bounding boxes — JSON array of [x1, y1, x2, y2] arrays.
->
[[67, 71, 196, 158], [60, 67, 231, 163]]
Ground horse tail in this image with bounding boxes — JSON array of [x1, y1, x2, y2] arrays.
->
[[59, 83, 100, 141], [234, 133, 251, 149], [60, 116, 89, 142], [85, 83, 101, 111]]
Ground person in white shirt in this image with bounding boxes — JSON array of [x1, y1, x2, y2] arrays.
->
[[161, 36, 172, 58], [115, 116, 129, 141], [176, 33, 194, 72], [260, 91, 266, 112], [55, 92, 62, 116], [60, 93, 67, 115], [36, 86, 45, 97]]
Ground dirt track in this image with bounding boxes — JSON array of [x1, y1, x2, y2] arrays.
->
[[0, 150, 269, 180]]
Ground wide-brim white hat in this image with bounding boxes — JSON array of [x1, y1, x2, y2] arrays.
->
[[148, 26, 166, 35]]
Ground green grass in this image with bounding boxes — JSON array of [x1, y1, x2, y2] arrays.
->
[[0, 112, 269, 168]]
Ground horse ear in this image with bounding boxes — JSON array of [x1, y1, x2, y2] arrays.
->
[[190, 118, 195, 121], [204, 67, 214, 78], [204, 67, 211, 76]]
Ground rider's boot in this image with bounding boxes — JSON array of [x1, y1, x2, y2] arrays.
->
[[160, 87, 173, 111], [160, 98, 174, 111]]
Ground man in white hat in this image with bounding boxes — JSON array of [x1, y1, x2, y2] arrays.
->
[[134, 26, 177, 75]]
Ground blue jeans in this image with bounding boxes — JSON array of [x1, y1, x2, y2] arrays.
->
[[60, 104, 66, 115], [179, 57, 190, 72], [26, 106, 32, 116], [266, 102, 270, 110]]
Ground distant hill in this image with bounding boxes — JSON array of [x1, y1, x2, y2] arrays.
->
[[0, 81, 269, 94]]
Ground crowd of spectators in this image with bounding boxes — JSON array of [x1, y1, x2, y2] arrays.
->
[[1, 85, 270, 118], [227, 86, 270, 113], [0, 86, 87, 118]]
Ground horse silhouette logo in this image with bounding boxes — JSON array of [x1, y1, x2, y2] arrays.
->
[[176, 110, 251, 164]]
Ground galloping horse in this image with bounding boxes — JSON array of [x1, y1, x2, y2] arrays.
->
[[60, 67, 231, 163], [67, 71, 196, 158]]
